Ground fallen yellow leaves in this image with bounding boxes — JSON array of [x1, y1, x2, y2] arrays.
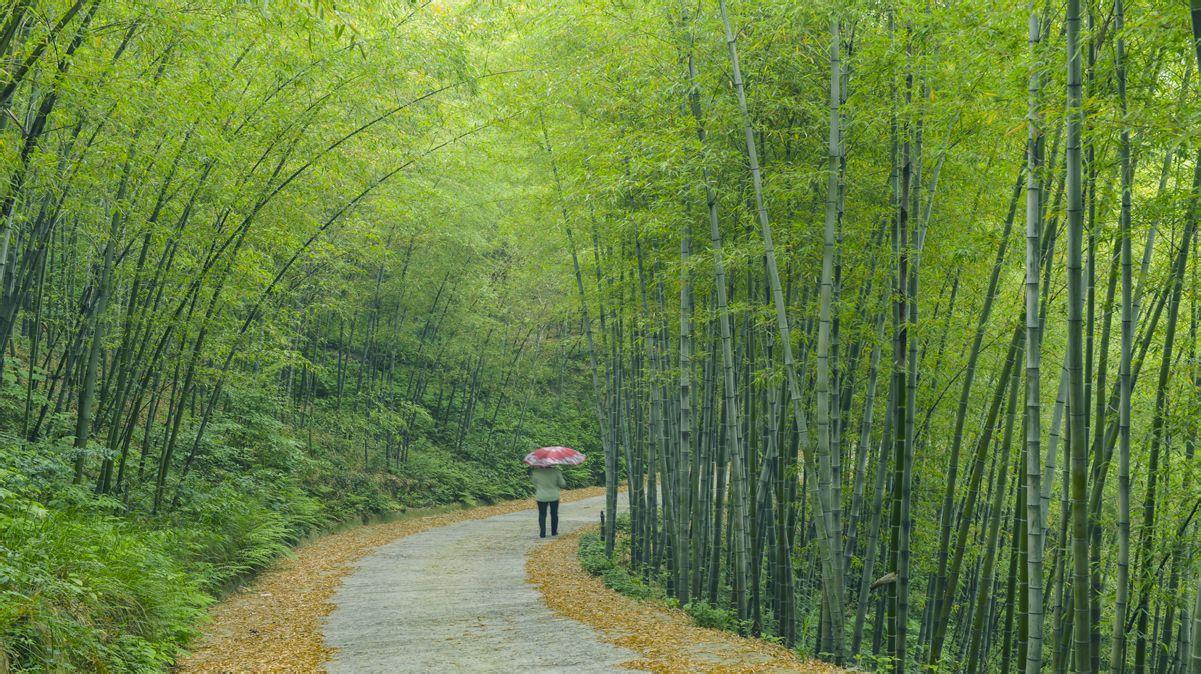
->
[[179, 487, 607, 673], [527, 528, 846, 674]]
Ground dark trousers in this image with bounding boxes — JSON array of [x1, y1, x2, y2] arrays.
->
[[537, 500, 560, 537]]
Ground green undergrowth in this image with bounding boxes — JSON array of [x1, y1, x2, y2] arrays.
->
[[0, 399, 591, 672], [576, 530, 661, 601], [576, 519, 744, 637]]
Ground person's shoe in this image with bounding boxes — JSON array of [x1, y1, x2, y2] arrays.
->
[[540, 533, 547, 538]]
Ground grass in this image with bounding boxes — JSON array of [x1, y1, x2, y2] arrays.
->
[[0, 504, 209, 671]]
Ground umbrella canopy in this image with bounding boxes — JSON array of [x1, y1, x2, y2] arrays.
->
[[523, 446, 586, 468]]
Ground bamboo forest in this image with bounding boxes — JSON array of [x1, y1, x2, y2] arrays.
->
[[1, 0, 1201, 671]]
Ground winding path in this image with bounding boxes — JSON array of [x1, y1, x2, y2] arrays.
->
[[323, 494, 634, 672]]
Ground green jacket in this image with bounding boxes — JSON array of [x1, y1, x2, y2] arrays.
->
[[530, 466, 567, 502]]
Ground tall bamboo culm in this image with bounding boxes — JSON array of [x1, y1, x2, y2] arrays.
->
[[1023, 3, 1045, 672]]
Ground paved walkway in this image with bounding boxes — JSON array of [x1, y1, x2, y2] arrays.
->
[[323, 494, 634, 672]]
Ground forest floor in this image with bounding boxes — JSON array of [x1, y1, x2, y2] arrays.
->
[[179, 487, 608, 672], [182, 487, 838, 673], [531, 530, 843, 673]]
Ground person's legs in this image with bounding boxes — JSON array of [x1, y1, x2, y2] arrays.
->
[[537, 500, 548, 538], [550, 500, 560, 536]]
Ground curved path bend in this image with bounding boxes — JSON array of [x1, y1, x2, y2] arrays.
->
[[323, 494, 633, 672]]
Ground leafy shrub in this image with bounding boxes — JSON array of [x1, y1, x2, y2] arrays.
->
[[170, 480, 326, 592], [578, 532, 656, 599], [577, 532, 614, 575], [684, 601, 738, 631], [615, 511, 631, 531], [304, 467, 397, 521], [601, 567, 656, 600]]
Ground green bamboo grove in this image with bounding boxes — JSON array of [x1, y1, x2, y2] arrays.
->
[[534, 0, 1201, 671], [1, 0, 1201, 671]]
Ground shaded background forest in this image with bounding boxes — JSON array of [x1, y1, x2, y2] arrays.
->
[[1, 0, 1200, 672]]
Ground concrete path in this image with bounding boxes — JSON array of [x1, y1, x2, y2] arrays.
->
[[323, 493, 634, 673]]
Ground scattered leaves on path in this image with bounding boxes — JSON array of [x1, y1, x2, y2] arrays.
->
[[528, 527, 845, 674], [179, 487, 607, 672]]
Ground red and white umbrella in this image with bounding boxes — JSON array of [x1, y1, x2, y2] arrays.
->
[[523, 446, 586, 468]]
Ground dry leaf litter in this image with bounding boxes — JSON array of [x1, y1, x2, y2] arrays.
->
[[179, 486, 607, 672], [527, 527, 847, 674]]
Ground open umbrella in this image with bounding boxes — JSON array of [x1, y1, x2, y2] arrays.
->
[[523, 446, 586, 467]]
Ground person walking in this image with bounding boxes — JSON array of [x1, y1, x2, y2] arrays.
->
[[530, 465, 567, 537], [523, 446, 586, 538]]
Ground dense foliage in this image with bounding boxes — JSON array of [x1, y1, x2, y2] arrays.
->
[[509, 0, 1201, 672], [2, 0, 1201, 672]]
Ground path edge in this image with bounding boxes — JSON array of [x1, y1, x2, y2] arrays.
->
[[180, 486, 607, 672]]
